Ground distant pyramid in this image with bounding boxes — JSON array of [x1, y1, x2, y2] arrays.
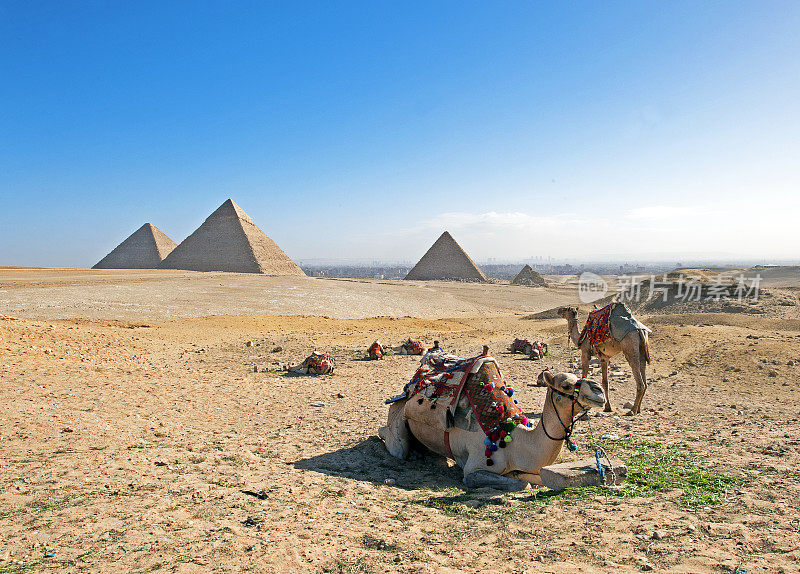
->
[[511, 264, 547, 287], [159, 199, 305, 275], [404, 231, 487, 282], [93, 223, 177, 269]]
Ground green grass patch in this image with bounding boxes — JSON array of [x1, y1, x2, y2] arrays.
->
[[320, 488, 345, 498], [559, 436, 745, 507], [412, 437, 745, 514]]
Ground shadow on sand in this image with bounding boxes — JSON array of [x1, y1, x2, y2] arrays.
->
[[291, 436, 465, 491]]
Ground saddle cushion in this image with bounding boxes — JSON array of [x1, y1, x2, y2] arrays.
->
[[404, 339, 425, 354], [578, 303, 650, 348], [306, 351, 334, 371], [578, 303, 615, 347], [402, 352, 531, 466]]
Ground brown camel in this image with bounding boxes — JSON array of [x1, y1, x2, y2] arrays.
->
[[557, 305, 651, 414], [379, 364, 605, 490]]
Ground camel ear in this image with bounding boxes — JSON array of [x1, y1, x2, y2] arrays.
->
[[542, 370, 554, 386]]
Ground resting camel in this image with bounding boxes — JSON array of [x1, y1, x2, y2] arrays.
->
[[379, 357, 605, 490], [508, 338, 548, 360], [286, 351, 335, 375], [392, 338, 427, 356], [368, 341, 385, 360], [558, 304, 651, 414]]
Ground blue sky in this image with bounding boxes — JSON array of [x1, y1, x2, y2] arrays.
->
[[1, 1, 798, 266]]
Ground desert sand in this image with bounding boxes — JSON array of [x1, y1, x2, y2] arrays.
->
[[1, 268, 799, 573]]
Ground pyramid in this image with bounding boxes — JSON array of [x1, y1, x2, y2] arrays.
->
[[404, 231, 487, 282], [159, 199, 305, 275], [511, 264, 547, 287], [93, 223, 177, 269]]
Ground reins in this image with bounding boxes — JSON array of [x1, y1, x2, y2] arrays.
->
[[540, 382, 587, 451]]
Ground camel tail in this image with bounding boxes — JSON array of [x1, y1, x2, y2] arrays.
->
[[640, 329, 651, 365]]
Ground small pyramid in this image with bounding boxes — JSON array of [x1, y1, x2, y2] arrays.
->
[[159, 199, 305, 275], [512, 264, 547, 287], [404, 231, 487, 282], [93, 223, 177, 269]]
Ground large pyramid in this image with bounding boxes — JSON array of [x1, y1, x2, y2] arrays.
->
[[93, 223, 177, 269], [404, 231, 487, 282], [511, 264, 547, 287], [159, 199, 305, 275]]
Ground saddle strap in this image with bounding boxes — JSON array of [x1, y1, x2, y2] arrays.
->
[[443, 430, 453, 459]]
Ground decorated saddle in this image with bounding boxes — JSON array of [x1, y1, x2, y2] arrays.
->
[[402, 339, 425, 354], [578, 304, 615, 347], [394, 351, 532, 467], [578, 303, 651, 349], [306, 351, 334, 372], [509, 338, 531, 353], [368, 341, 384, 359], [509, 338, 548, 358]]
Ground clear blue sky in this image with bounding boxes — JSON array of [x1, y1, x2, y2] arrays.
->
[[2, 1, 798, 266]]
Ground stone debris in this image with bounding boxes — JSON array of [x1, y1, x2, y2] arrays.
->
[[540, 458, 627, 489]]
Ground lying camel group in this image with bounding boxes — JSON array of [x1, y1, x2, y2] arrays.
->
[[282, 302, 650, 490]]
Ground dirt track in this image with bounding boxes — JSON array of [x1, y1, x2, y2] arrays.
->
[[1, 270, 799, 573]]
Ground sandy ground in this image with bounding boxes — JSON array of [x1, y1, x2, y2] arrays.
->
[[0, 269, 576, 321], [1, 269, 799, 573]]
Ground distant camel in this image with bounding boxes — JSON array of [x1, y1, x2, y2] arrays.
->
[[368, 341, 385, 360], [393, 339, 426, 356], [286, 351, 335, 375], [558, 304, 651, 414]]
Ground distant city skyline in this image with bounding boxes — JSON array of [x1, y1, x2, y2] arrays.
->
[[2, 2, 799, 267]]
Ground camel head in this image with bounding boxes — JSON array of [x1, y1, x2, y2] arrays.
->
[[539, 370, 605, 411], [557, 306, 578, 322]]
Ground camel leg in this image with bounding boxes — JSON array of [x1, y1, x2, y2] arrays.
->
[[622, 336, 646, 414], [600, 359, 612, 412], [464, 471, 528, 491], [580, 346, 590, 378], [379, 400, 411, 459]]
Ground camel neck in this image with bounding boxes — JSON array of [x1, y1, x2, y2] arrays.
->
[[510, 389, 573, 473], [567, 317, 581, 346]]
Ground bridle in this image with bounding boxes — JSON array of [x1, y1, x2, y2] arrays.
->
[[541, 380, 588, 446]]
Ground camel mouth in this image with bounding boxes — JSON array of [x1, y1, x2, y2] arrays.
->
[[578, 380, 606, 409], [579, 394, 606, 409]]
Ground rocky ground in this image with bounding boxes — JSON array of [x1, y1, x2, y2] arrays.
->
[[1, 269, 799, 573]]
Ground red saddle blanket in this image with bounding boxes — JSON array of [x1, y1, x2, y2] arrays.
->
[[307, 352, 334, 371], [403, 339, 424, 354], [578, 303, 614, 347]]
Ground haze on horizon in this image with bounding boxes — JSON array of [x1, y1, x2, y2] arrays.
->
[[1, 2, 799, 268]]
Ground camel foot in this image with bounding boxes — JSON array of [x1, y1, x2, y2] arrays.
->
[[603, 405, 613, 413], [464, 471, 528, 491]]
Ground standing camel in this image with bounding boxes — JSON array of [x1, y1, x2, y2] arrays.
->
[[558, 304, 651, 414]]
